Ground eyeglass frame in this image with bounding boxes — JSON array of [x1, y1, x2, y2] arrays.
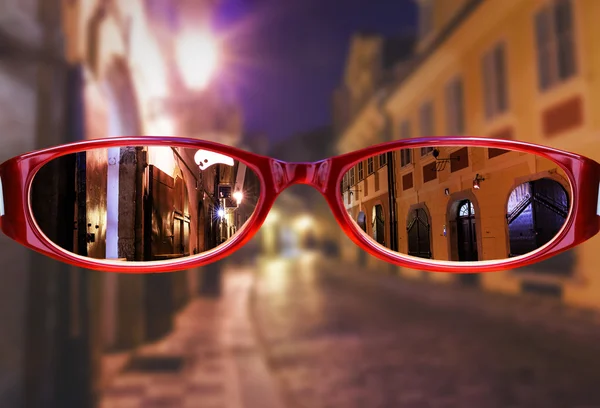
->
[[1, 136, 598, 273]]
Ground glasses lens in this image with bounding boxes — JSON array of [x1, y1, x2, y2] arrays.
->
[[340, 146, 572, 263], [30, 146, 260, 262]]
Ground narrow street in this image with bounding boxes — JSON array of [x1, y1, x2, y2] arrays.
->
[[97, 252, 600, 407], [99, 265, 284, 408], [252, 252, 600, 408]]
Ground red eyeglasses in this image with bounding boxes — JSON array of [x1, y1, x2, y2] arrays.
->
[[0, 136, 598, 273]]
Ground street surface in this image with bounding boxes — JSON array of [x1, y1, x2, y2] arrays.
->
[[99, 266, 284, 408], [252, 252, 600, 408]]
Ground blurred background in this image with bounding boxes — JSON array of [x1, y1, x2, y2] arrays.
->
[[2, 0, 600, 407]]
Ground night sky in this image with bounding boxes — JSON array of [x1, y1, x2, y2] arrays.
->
[[213, 0, 417, 143]]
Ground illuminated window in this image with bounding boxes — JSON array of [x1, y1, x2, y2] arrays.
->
[[459, 201, 475, 217]]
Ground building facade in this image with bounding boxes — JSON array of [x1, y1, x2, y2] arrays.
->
[[335, 0, 600, 309], [0, 0, 243, 407], [334, 32, 415, 269]]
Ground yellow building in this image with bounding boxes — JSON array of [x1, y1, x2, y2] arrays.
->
[[336, 0, 600, 309]]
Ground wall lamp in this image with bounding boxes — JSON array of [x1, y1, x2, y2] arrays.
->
[[432, 148, 460, 172], [346, 186, 362, 196], [473, 174, 485, 189]]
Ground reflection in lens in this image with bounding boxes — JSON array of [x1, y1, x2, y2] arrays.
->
[[341, 146, 571, 263], [30, 146, 261, 262]]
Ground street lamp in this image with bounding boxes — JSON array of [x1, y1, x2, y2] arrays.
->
[[194, 149, 234, 170], [175, 31, 218, 90], [473, 174, 485, 189], [233, 190, 243, 205]]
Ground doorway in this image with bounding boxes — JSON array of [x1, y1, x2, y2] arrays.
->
[[407, 207, 432, 259], [372, 204, 386, 246], [357, 211, 368, 267], [456, 199, 479, 285], [507, 177, 569, 258]]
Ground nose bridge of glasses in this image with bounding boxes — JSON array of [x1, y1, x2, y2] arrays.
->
[[275, 160, 331, 192]]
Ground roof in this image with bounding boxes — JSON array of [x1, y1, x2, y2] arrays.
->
[[380, 35, 416, 70]]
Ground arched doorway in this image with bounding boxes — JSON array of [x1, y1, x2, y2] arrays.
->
[[357, 211, 367, 232], [507, 178, 569, 257], [407, 207, 431, 259], [356, 211, 368, 267], [454, 199, 480, 285], [457, 200, 478, 261], [372, 204, 385, 246]]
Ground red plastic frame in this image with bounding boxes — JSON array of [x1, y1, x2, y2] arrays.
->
[[1, 136, 599, 273]]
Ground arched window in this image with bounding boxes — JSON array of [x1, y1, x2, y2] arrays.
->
[[507, 178, 568, 257], [458, 201, 475, 217]]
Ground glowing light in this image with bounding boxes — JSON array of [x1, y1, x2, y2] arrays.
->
[[150, 117, 176, 136], [131, 33, 169, 98], [194, 149, 234, 170], [294, 215, 314, 232], [264, 210, 280, 225], [233, 190, 243, 204], [217, 208, 225, 218], [175, 31, 218, 90], [148, 146, 177, 176]]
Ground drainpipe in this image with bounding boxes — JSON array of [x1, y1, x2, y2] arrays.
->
[[376, 91, 399, 252]]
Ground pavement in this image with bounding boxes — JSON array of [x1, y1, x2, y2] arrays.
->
[[98, 265, 284, 408], [98, 251, 600, 408], [251, 251, 600, 408]]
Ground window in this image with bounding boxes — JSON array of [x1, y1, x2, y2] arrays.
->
[[378, 153, 387, 167], [459, 201, 475, 217], [349, 167, 355, 186], [419, 0, 434, 39], [367, 157, 374, 174], [482, 43, 508, 119], [358, 162, 365, 180], [535, 0, 576, 91], [445, 77, 465, 135], [419, 102, 435, 156], [399, 120, 412, 167], [342, 173, 348, 192]]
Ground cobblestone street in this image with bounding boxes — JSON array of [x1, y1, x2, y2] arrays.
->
[[99, 266, 283, 408], [252, 252, 600, 408]]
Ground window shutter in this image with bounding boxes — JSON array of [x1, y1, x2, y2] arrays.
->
[[555, 0, 576, 80], [535, 8, 553, 90]]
